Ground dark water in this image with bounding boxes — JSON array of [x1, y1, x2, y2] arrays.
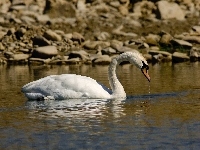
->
[[0, 62, 200, 149]]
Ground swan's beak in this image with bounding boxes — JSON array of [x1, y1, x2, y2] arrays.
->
[[141, 68, 150, 82]]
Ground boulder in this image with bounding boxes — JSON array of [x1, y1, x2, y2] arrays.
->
[[170, 39, 193, 49], [43, 30, 62, 41], [72, 32, 85, 44], [172, 52, 190, 62], [32, 46, 58, 59], [93, 55, 111, 65], [110, 40, 123, 51], [43, 0, 76, 18], [190, 47, 200, 61], [145, 34, 160, 46], [11, 53, 30, 61], [101, 47, 117, 55], [32, 35, 51, 46], [149, 50, 172, 57], [66, 50, 89, 61], [156, 1, 185, 20], [159, 31, 173, 46]]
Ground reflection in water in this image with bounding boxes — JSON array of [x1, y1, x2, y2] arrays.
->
[[0, 63, 200, 149]]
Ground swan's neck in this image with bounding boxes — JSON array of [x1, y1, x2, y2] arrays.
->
[[108, 54, 128, 98]]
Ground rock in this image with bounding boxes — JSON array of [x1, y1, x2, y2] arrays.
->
[[29, 57, 52, 64], [175, 35, 200, 44], [172, 52, 190, 62], [133, 1, 156, 18], [192, 26, 200, 33], [66, 50, 89, 61], [77, 0, 87, 12], [145, 34, 160, 46], [84, 40, 110, 50], [152, 54, 163, 62], [43, 0, 76, 18], [149, 50, 172, 62], [149, 50, 172, 57], [72, 32, 85, 44], [65, 57, 81, 64], [43, 30, 62, 41], [170, 39, 193, 49], [32, 46, 58, 59], [21, 15, 35, 24], [36, 15, 50, 23], [95, 32, 111, 41], [101, 47, 117, 55], [156, 1, 185, 20], [15, 27, 26, 40], [32, 35, 51, 46], [118, 46, 139, 53], [143, 53, 152, 62], [93, 55, 111, 65], [11, 53, 30, 61], [0, 42, 5, 51], [7, 28, 15, 36], [110, 40, 123, 51], [4, 51, 14, 59], [190, 47, 200, 61], [159, 31, 173, 46], [118, 5, 129, 16], [112, 25, 137, 37]]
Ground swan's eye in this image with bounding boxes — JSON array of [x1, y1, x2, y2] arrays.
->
[[141, 61, 149, 70]]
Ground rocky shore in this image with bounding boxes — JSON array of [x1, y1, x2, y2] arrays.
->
[[0, 0, 200, 65]]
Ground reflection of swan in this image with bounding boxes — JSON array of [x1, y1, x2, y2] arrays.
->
[[22, 52, 150, 100]]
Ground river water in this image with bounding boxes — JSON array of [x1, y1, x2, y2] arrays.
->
[[0, 62, 200, 149]]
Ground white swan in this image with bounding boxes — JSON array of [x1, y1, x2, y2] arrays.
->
[[21, 51, 150, 100]]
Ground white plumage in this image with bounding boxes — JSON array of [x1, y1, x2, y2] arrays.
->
[[21, 52, 150, 100]]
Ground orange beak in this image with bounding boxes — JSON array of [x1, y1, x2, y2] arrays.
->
[[141, 68, 150, 82]]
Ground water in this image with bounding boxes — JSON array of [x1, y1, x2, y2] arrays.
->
[[0, 62, 200, 149]]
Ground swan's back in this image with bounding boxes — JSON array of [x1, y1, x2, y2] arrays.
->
[[22, 74, 111, 100]]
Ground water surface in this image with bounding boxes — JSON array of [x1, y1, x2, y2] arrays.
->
[[0, 62, 200, 149]]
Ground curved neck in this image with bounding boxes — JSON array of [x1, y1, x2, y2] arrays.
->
[[108, 54, 129, 98]]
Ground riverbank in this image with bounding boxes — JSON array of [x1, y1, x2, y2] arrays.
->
[[0, 0, 200, 65]]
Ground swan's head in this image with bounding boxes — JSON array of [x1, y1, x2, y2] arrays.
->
[[127, 52, 151, 82]]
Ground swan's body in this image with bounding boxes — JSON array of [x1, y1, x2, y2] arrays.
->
[[22, 51, 150, 100]]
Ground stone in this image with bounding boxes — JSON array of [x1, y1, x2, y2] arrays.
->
[[156, 1, 185, 20], [192, 26, 200, 33], [43, 30, 62, 41], [15, 27, 26, 40], [84, 40, 110, 50], [4, 51, 14, 59], [145, 34, 160, 46], [21, 15, 35, 24], [36, 15, 50, 23], [101, 47, 117, 55], [95, 32, 111, 41], [43, 0, 76, 18], [110, 40, 123, 51], [143, 53, 152, 62], [149, 50, 172, 57], [159, 32, 173, 46], [190, 47, 200, 61], [67, 50, 89, 61], [172, 52, 190, 62], [11, 53, 30, 61], [170, 39, 193, 49], [32, 36, 51, 46], [72, 32, 85, 44], [32, 46, 58, 59], [93, 55, 111, 65]]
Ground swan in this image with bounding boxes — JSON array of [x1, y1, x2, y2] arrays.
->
[[21, 51, 150, 100]]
